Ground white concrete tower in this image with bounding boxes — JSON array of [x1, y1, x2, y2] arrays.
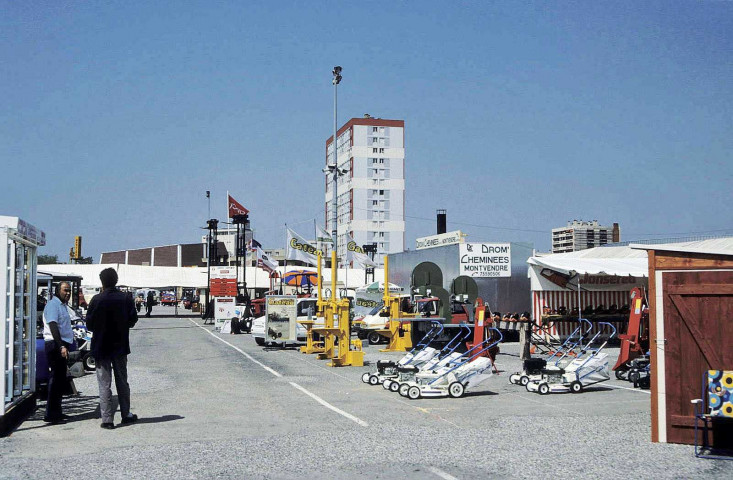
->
[[325, 115, 405, 266]]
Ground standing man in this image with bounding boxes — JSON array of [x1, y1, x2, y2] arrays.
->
[[145, 290, 155, 317], [86, 268, 139, 429], [42, 282, 74, 423]]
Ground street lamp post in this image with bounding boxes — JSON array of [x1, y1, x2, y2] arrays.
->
[[330, 66, 342, 266]]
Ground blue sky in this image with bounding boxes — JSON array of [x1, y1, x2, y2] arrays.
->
[[2, 1, 731, 260]]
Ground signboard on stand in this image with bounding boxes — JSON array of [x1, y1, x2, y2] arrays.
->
[[211, 267, 238, 297], [265, 295, 297, 343], [214, 296, 236, 331], [459, 243, 512, 277]]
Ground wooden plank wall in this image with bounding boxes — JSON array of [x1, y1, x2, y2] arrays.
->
[[648, 250, 733, 443]]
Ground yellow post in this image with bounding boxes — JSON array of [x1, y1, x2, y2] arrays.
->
[[316, 251, 338, 360], [300, 252, 326, 354], [328, 290, 364, 367]]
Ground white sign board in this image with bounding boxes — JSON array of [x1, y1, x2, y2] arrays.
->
[[214, 296, 237, 331], [211, 267, 237, 280], [415, 230, 464, 250], [265, 295, 297, 343], [459, 243, 512, 277]]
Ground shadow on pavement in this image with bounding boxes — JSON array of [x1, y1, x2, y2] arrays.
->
[[116, 414, 184, 427], [134, 325, 201, 330]]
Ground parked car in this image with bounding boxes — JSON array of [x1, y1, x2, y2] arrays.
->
[[160, 292, 177, 306]]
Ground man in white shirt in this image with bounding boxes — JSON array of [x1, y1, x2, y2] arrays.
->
[[42, 282, 74, 423]]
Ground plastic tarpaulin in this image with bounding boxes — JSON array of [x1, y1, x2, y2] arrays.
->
[[527, 246, 648, 278]]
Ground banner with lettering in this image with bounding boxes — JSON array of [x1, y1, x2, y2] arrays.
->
[[256, 246, 278, 274], [228, 194, 249, 218], [459, 243, 512, 277], [345, 233, 377, 268], [286, 228, 321, 266]]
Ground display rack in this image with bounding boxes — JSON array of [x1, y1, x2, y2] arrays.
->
[[0, 216, 45, 417]]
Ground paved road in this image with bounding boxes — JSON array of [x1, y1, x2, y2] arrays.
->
[[1, 317, 729, 479]]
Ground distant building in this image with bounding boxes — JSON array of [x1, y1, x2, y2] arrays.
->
[[100, 242, 227, 267], [200, 227, 252, 265], [325, 115, 405, 266], [551, 220, 620, 253]]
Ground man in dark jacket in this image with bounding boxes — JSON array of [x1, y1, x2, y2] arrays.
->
[[145, 290, 155, 317], [86, 268, 138, 429]]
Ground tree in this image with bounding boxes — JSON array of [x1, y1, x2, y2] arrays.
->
[[77, 256, 94, 264], [38, 254, 60, 264]]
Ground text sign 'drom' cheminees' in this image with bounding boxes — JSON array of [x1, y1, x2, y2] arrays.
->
[[458, 243, 512, 277]]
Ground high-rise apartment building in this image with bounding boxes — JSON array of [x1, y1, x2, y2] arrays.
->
[[325, 115, 405, 266], [551, 220, 620, 253]]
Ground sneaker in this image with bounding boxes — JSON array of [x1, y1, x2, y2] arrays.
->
[[100, 422, 115, 430], [121, 414, 138, 424]]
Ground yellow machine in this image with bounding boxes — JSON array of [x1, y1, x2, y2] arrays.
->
[[376, 256, 415, 352], [300, 253, 328, 354], [305, 251, 364, 367]]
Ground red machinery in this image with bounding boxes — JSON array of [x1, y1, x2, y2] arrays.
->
[[612, 287, 649, 372]]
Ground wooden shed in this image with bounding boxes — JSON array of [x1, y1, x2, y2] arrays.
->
[[632, 238, 733, 444]]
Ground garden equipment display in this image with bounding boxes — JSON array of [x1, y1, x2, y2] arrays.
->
[[361, 321, 443, 386], [383, 324, 472, 392], [612, 287, 650, 376], [526, 322, 616, 395], [509, 318, 590, 387], [397, 328, 503, 399]]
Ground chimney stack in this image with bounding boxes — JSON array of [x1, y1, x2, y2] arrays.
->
[[612, 223, 620, 243], [437, 209, 447, 235]]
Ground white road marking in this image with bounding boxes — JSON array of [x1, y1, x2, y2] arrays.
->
[[605, 383, 651, 394], [189, 319, 369, 427], [190, 319, 282, 377], [427, 466, 460, 480], [289, 382, 369, 427], [290, 351, 461, 427]]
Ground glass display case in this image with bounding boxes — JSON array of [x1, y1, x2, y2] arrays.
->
[[0, 216, 45, 416]]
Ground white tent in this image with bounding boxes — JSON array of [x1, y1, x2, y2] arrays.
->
[[38, 264, 208, 288], [527, 246, 649, 338], [528, 246, 649, 278], [38, 263, 384, 290]]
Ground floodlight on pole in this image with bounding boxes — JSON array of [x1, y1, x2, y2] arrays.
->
[[330, 65, 343, 267]]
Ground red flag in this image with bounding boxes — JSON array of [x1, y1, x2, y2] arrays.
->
[[228, 194, 249, 217]]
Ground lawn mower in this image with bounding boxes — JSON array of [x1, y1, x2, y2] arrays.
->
[[362, 321, 444, 386], [526, 322, 616, 395], [383, 323, 472, 393], [509, 318, 591, 387], [398, 328, 503, 400]]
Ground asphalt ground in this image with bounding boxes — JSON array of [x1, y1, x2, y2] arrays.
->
[[1, 314, 731, 479]]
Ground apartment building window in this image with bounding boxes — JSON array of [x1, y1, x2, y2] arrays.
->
[[379, 190, 384, 195], [372, 127, 378, 133], [373, 148, 378, 153], [372, 200, 378, 206], [379, 148, 384, 153], [378, 158, 384, 164]]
